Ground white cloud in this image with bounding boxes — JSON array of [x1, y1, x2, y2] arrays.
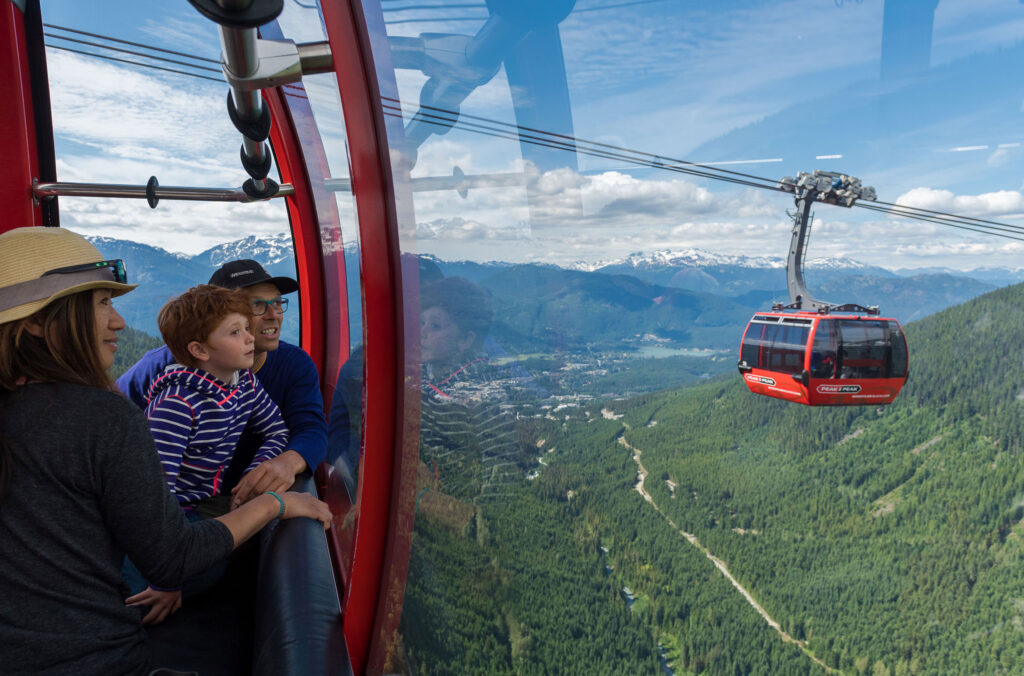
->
[[46, 50, 288, 253], [57, 195, 288, 255], [417, 217, 528, 241], [987, 148, 1010, 167], [138, 14, 220, 59], [895, 187, 1024, 217], [583, 171, 713, 218], [409, 164, 801, 262], [408, 162, 1024, 270], [47, 51, 230, 159]]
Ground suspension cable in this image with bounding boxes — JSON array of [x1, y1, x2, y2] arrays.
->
[[42, 26, 1024, 244]]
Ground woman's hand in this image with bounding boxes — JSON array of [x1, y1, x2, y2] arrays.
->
[[125, 587, 183, 626], [216, 491, 333, 548], [280, 491, 333, 530]]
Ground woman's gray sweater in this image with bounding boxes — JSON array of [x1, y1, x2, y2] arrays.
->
[[0, 383, 234, 675]]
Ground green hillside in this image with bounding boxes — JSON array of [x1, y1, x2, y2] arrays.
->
[[602, 281, 1024, 673], [400, 281, 1024, 674]]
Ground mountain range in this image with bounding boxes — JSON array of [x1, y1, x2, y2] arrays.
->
[[89, 233, 307, 344], [90, 233, 1014, 351]]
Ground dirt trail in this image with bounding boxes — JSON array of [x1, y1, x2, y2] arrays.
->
[[618, 434, 835, 674]]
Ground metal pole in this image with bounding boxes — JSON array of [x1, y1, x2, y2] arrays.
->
[[33, 181, 293, 203], [296, 41, 333, 75], [217, 0, 269, 195], [323, 170, 526, 196]]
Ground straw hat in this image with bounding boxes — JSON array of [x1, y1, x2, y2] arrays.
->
[[0, 227, 137, 326]]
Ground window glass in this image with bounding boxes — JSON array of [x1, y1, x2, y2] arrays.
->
[[273, 4, 365, 566], [358, 0, 1017, 661], [740, 322, 769, 368], [810, 320, 838, 378], [771, 324, 810, 374], [742, 322, 808, 374], [838, 320, 889, 379], [39, 6, 299, 375], [890, 320, 909, 378]]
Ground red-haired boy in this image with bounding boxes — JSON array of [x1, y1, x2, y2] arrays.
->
[[124, 285, 288, 622], [147, 284, 288, 505]]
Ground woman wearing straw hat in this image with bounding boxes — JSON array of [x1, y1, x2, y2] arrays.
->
[[0, 227, 332, 675]]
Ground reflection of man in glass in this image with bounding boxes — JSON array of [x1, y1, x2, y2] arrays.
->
[[326, 255, 445, 501], [416, 277, 520, 530]]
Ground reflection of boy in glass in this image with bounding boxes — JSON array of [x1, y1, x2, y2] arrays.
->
[[416, 277, 519, 531], [421, 277, 491, 381], [810, 321, 837, 379]]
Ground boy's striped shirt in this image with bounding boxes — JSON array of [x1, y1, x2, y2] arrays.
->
[[145, 365, 289, 504]]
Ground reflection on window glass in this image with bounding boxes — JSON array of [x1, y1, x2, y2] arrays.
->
[[838, 321, 889, 380], [890, 321, 909, 378], [810, 320, 837, 379], [358, 0, 1024, 672], [275, 2, 365, 532]]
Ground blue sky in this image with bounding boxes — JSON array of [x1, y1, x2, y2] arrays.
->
[[38, 0, 1024, 270]]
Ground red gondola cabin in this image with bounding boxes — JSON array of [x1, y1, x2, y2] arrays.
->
[[738, 311, 908, 406]]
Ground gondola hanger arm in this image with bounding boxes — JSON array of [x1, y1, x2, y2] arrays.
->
[[776, 170, 876, 313]]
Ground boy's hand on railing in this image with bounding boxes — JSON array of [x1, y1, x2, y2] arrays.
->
[[230, 450, 305, 508]]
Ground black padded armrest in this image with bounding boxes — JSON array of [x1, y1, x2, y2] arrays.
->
[[254, 475, 353, 676]]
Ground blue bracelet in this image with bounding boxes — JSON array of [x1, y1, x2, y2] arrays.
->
[[266, 491, 285, 518]]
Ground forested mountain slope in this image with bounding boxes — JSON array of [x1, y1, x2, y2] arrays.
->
[[111, 326, 163, 379], [605, 281, 1024, 673], [402, 411, 820, 675]]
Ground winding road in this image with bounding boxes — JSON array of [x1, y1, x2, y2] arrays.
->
[[618, 433, 835, 674]]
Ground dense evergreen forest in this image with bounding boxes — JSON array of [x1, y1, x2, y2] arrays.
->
[[603, 281, 1024, 674], [401, 413, 816, 675], [402, 281, 1024, 674]]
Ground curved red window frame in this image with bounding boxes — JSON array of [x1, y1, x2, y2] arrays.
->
[[317, 2, 415, 674], [0, 1, 44, 233]]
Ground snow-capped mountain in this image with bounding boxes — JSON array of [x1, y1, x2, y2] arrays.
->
[[570, 249, 783, 272], [194, 233, 295, 268], [571, 248, 879, 273], [88, 234, 301, 343]]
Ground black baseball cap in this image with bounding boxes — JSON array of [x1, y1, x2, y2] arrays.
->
[[208, 259, 299, 294]]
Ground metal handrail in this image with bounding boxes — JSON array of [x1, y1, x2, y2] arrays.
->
[[33, 180, 293, 204]]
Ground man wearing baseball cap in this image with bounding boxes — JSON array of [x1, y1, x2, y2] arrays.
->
[[117, 260, 327, 513]]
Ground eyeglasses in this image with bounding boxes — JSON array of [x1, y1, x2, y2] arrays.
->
[[251, 297, 288, 316], [44, 259, 128, 285]]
